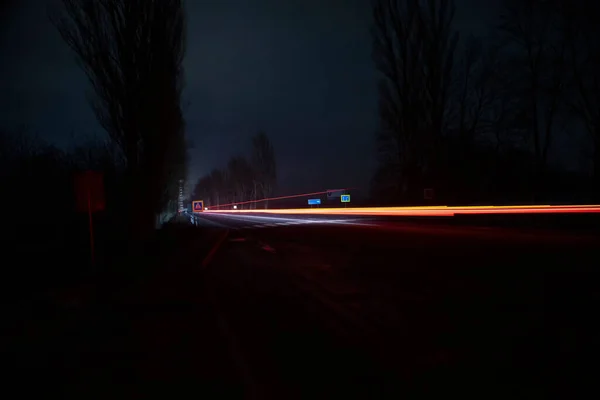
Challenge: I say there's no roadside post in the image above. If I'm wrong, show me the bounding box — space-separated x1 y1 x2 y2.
308 198 321 208
341 194 350 208
74 171 105 267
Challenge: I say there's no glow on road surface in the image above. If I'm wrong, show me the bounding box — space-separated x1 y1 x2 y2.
204 205 600 217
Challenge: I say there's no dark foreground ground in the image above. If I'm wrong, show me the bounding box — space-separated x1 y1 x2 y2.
3 213 599 399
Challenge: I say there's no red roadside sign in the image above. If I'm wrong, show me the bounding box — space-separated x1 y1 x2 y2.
74 170 105 213
74 170 105 266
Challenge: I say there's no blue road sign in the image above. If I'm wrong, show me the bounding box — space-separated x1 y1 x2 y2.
192 200 204 212
308 198 321 205
341 194 351 203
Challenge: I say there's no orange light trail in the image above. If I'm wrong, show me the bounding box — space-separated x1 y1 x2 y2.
204 205 600 217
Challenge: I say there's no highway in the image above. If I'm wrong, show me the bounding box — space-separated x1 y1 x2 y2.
188 211 599 398
7 211 598 398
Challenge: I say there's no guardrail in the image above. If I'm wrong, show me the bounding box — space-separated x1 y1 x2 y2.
185 211 204 227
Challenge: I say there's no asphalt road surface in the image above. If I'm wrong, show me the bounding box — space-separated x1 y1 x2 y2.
192 212 599 398
6 213 599 399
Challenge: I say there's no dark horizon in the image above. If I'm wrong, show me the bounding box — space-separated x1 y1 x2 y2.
2 0 506 196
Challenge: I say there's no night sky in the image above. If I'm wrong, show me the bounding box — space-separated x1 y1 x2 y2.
1 0 500 196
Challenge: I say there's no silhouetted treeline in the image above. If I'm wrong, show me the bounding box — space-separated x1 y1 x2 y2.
370 0 600 205
192 132 277 209
51 0 188 240
1 0 188 294
0 128 133 294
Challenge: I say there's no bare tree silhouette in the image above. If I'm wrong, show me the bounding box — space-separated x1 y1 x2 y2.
50 0 187 239
452 37 500 149
499 0 568 199
444 36 502 201
226 155 254 206
371 0 458 203
209 168 225 208
192 132 277 209
558 0 600 200
192 174 213 208
251 131 277 208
